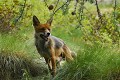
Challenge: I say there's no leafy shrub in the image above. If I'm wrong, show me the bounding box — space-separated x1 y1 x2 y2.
0 0 32 32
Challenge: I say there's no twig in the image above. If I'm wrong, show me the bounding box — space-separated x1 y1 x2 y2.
75 14 83 29
44 0 69 20
51 0 69 17
48 0 70 21
53 0 60 13
14 0 26 25
95 0 102 30
74 0 78 12
44 0 48 8
75 0 84 29
114 0 117 20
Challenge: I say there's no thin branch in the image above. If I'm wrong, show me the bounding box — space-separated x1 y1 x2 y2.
113 0 118 34
53 0 60 13
14 0 26 25
46 0 70 21
74 0 78 12
44 0 69 20
44 0 49 8
52 0 69 17
75 0 84 29
75 14 84 29
95 0 102 22
95 0 102 30
114 0 117 19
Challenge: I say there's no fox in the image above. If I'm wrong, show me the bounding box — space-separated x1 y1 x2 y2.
33 15 75 77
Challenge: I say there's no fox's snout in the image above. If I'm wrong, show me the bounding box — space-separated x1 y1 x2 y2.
46 32 50 37
38 30 51 41
40 31 50 37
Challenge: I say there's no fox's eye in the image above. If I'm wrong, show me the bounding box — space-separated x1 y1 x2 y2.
48 28 51 31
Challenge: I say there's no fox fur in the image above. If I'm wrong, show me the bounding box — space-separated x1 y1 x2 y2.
33 15 75 77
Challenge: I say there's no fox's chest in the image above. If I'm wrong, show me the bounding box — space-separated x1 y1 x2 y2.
35 40 52 58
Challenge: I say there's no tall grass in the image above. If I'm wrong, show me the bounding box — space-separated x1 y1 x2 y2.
53 43 120 80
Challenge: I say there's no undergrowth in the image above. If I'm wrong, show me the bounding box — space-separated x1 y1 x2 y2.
0 50 49 80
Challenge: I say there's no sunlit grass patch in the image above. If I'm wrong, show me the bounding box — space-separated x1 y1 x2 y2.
1 28 35 53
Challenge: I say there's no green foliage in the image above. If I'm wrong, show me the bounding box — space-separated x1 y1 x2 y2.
81 11 120 44
0 0 32 32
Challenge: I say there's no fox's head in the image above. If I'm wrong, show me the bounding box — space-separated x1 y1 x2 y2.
33 16 53 41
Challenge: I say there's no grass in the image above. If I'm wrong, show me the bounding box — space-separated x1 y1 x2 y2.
1 27 36 55
53 43 120 80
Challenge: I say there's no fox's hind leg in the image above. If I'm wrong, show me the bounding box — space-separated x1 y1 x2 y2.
63 45 74 62
55 48 63 68
71 51 76 58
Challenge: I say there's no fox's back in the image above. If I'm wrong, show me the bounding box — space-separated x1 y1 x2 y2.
50 36 65 49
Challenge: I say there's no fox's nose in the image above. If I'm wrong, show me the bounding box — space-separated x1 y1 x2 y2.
47 32 50 37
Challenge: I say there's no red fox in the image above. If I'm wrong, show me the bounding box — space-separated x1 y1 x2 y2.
33 15 75 77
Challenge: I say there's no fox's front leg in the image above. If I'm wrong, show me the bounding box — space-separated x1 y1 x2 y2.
50 48 56 77
51 56 56 77
44 58 52 72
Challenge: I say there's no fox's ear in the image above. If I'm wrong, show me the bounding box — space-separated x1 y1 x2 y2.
33 15 40 26
47 17 53 26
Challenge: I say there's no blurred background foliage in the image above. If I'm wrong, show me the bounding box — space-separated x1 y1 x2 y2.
0 0 119 43
0 0 120 80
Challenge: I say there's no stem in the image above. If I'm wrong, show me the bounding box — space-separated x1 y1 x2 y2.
53 0 60 13
95 0 102 30
49 0 69 20
52 0 69 16
44 0 48 8
113 0 117 28
14 0 26 25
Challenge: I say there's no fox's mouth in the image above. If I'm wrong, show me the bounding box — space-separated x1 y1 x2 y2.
40 34 49 41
